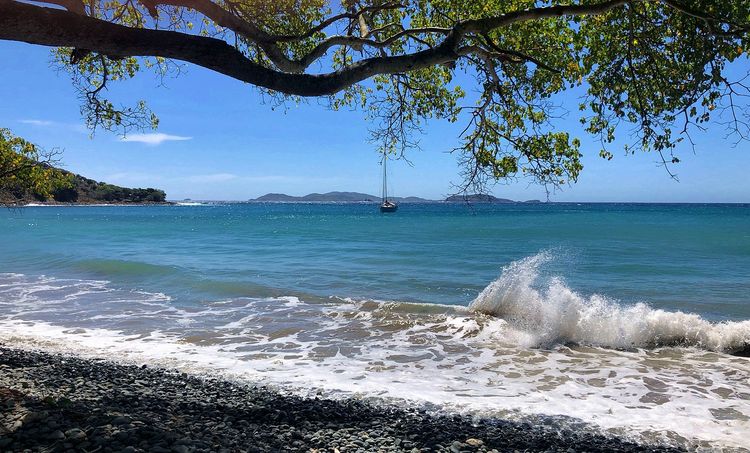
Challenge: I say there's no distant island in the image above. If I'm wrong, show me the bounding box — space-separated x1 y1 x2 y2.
251 192 430 203
444 194 514 203
5 165 167 205
250 192 543 203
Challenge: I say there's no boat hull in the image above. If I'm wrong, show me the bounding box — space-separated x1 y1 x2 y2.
380 204 398 213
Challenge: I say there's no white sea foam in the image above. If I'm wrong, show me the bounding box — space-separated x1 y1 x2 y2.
470 252 750 353
1 269 749 450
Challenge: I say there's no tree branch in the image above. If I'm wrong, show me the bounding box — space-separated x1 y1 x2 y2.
270 2 405 42
7 0 738 101
31 0 86 14
145 0 302 72
0 0 461 96
459 0 632 34
660 0 749 33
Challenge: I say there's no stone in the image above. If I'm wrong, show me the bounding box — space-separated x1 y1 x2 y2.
48 430 66 440
112 416 131 426
466 438 484 447
65 428 87 442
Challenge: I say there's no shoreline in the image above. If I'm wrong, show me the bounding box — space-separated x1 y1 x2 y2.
0 346 682 452
14 202 176 207
12 201 750 206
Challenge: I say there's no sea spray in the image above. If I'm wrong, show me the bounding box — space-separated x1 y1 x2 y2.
2 272 750 449
469 252 750 353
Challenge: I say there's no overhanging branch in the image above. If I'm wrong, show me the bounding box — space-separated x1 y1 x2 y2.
0 0 461 96
2 0 743 99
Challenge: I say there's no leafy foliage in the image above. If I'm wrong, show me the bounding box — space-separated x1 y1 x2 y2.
6 0 750 191
0 129 71 204
47 173 166 204
86 182 166 203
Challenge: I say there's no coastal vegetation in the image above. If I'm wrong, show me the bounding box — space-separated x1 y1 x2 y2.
0 128 71 204
1 0 749 191
56 177 167 203
0 128 166 205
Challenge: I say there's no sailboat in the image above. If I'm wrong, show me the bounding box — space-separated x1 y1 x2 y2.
380 153 398 213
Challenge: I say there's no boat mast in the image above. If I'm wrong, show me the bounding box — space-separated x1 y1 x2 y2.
382 153 388 203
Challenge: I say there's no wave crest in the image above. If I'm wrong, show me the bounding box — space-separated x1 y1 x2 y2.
469 252 750 353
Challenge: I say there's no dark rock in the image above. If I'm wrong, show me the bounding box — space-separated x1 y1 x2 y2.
48 430 66 440
112 416 132 425
64 427 87 442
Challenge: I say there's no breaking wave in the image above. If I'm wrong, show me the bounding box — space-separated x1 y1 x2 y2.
2 265 750 449
470 252 750 354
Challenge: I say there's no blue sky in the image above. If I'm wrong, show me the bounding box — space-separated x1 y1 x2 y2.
1 41 749 202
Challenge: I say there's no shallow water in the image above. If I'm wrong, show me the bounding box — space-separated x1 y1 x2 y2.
1 203 749 450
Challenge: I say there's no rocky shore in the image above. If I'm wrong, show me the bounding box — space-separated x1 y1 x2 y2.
0 346 682 453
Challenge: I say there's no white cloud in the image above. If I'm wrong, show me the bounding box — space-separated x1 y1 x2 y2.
19 119 54 126
19 119 88 133
185 173 238 183
104 172 165 184
120 133 192 146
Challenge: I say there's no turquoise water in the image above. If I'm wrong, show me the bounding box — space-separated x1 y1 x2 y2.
1 203 749 319
1 202 749 449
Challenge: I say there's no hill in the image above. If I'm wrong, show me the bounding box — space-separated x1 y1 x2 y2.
3 166 167 205
52 171 167 204
444 194 515 203
251 192 431 203
251 192 533 203
252 193 302 202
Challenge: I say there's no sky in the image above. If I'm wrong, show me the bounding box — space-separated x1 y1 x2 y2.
1 40 749 202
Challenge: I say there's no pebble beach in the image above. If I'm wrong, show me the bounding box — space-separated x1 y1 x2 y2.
0 346 682 453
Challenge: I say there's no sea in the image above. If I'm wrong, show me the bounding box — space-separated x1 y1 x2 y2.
1 202 748 450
